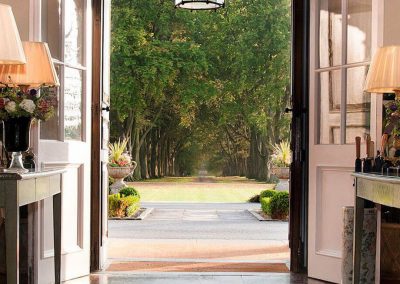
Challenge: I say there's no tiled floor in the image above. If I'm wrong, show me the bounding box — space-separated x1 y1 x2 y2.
64 273 329 284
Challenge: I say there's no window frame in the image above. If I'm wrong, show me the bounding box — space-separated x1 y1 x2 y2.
314 0 371 145
40 0 87 142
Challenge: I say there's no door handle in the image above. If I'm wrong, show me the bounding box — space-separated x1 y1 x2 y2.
102 106 110 112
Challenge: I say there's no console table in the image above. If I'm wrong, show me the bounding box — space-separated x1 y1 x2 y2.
352 173 400 284
0 169 64 284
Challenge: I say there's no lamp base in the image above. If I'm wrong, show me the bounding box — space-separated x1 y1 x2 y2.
4 152 29 173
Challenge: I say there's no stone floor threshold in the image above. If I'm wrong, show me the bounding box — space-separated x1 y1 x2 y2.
105 260 289 273
65 272 329 283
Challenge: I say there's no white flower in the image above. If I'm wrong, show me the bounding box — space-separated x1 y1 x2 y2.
19 99 36 113
5 101 17 113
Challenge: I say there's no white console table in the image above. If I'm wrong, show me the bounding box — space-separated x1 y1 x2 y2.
0 169 64 284
352 173 400 284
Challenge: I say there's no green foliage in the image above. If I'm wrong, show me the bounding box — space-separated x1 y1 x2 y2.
384 101 400 138
269 191 289 219
260 189 276 199
110 0 291 180
119 186 140 198
271 141 291 167
261 197 272 215
108 193 140 218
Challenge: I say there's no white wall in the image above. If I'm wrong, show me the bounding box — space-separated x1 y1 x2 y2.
383 0 400 45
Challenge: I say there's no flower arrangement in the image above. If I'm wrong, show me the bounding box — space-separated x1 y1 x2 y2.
0 85 56 121
384 100 400 137
108 138 133 167
271 140 291 167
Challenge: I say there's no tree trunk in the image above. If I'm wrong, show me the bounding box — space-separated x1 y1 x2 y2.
150 129 157 178
157 129 162 177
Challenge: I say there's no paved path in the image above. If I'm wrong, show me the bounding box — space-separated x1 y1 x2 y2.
109 202 287 240
108 202 289 263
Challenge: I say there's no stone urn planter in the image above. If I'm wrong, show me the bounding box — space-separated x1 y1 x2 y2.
271 166 290 191
108 161 137 194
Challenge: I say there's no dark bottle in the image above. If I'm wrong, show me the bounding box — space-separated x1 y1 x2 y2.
374 151 383 173
363 158 372 173
355 137 362 172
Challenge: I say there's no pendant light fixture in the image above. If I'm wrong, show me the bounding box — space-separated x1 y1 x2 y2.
175 0 224 10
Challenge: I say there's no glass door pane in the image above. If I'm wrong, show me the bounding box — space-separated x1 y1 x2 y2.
64 67 83 140
319 0 342 68
346 66 370 143
347 0 372 64
319 70 342 144
64 0 84 65
41 0 63 61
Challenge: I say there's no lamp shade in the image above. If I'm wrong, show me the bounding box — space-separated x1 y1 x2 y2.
175 0 224 10
0 41 59 87
0 4 26 64
364 46 400 93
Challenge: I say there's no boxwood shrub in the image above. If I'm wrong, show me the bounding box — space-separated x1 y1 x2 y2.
119 186 140 198
108 193 140 218
260 189 276 199
261 197 272 215
269 191 289 219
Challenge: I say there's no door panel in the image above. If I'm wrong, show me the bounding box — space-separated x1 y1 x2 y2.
36 0 92 281
308 0 375 282
90 0 111 271
101 0 111 267
1 0 92 282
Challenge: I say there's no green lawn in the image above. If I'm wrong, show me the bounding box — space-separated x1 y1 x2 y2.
128 177 274 202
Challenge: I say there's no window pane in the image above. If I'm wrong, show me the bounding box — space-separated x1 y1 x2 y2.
347 0 372 64
346 66 370 143
319 70 341 144
40 65 62 140
65 0 84 65
319 0 342 68
41 0 62 61
64 68 83 140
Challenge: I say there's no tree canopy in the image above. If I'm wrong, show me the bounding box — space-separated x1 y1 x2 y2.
110 0 291 180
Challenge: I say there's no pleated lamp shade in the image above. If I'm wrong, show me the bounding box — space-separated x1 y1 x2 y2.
364 46 400 93
0 42 59 88
0 4 26 64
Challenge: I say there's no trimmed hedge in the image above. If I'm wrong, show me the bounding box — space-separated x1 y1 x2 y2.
108 192 140 218
270 191 289 219
119 186 140 198
261 197 272 215
260 189 276 199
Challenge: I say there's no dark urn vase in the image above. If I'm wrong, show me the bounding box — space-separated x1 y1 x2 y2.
3 117 32 173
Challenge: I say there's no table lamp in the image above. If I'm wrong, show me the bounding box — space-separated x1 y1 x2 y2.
364 46 400 158
0 4 26 64
364 46 400 97
0 41 59 88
